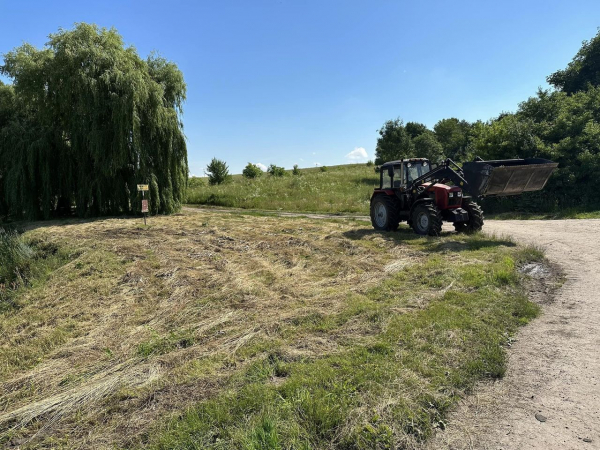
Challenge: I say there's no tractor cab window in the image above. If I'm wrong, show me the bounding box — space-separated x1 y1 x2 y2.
405 161 430 184
381 166 392 189
393 166 403 188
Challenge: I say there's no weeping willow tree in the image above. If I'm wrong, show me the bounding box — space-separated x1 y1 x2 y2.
0 23 187 219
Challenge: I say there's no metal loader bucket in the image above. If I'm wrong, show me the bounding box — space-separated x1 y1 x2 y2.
462 158 558 198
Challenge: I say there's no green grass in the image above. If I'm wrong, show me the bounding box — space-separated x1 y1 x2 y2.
186 164 378 214
144 232 544 450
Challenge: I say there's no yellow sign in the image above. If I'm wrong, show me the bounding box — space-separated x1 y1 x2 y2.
137 184 149 191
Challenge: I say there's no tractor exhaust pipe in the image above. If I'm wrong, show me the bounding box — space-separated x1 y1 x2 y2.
462 158 558 198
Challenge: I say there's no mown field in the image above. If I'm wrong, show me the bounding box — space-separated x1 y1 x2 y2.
0 210 546 449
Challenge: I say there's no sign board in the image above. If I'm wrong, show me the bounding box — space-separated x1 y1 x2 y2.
137 184 149 192
141 199 149 213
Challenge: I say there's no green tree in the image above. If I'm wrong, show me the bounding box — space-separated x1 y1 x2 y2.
374 119 414 164
242 163 263 179
267 164 286 177
0 23 187 219
292 164 300 175
473 86 600 211
206 158 230 185
405 121 429 139
547 29 600 94
412 131 445 162
433 118 473 161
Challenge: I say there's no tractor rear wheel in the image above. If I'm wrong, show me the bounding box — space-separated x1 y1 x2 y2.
411 203 442 236
454 201 484 233
370 195 400 231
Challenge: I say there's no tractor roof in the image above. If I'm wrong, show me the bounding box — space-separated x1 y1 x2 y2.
381 158 429 167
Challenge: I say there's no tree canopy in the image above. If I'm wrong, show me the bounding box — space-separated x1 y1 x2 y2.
374 119 415 164
547 29 600 94
206 158 230 185
0 23 187 219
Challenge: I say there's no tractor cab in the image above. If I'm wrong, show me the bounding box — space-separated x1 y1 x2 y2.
379 158 432 190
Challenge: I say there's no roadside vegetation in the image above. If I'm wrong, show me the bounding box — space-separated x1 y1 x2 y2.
0 211 548 448
187 164 378 214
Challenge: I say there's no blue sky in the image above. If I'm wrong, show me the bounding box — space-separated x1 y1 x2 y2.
1 1 599 175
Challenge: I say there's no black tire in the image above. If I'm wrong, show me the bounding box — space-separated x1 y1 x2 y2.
370 195 400 231
454 201 484 233
410 203 442 236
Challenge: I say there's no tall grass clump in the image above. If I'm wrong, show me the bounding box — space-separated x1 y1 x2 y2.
0 228 34 306
0 228 69 308
0 228 33 286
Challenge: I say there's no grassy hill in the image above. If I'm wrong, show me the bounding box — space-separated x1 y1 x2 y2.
186 164 378 214
0 210 547 448
186 163 600 219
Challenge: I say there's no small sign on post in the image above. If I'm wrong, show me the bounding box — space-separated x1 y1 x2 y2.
137 184 150 225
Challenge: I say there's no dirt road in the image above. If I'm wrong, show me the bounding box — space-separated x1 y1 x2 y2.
430 219 600 449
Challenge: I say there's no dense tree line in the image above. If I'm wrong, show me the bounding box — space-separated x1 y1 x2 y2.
375 30 600 212
0 23 188 220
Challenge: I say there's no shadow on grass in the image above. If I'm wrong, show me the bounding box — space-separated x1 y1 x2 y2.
13 214 145 233
425 238 517 253
343 226 517 252
342 225 432 243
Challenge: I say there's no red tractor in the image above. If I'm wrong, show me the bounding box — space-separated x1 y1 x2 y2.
370 157 557 235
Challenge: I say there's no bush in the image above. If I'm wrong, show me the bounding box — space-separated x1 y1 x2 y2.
206 158 230 185
320 166 328 172
188 177 205 189
0 228 33 286
268 164 286 177
366 160 374 167
292 164 300 175
243 163 263 179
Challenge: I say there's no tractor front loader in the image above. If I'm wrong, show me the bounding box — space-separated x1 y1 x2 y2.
370 157 557 236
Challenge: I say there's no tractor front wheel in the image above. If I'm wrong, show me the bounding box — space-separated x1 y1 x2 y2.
411 203 442 236
370 195 400 231
454 201 484 233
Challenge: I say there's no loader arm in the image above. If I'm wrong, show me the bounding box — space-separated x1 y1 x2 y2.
408 159 470 194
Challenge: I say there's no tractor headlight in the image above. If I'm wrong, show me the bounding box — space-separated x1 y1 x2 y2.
449 192 454 197
457 191 462 197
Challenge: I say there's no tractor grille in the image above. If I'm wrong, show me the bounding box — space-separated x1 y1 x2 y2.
448 194 462 207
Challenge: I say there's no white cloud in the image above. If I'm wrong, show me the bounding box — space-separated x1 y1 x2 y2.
345 147 368 161
255 163 267 171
